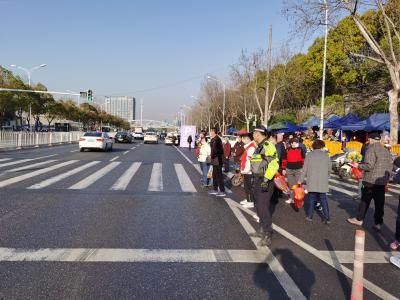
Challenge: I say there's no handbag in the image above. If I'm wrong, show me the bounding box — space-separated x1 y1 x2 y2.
274 173 290 193
206 156 212 164
207 166 213 179
293 184 305 209
352 167 363 180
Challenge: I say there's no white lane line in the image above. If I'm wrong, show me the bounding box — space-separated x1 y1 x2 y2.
0 160 78 188
0 160 58 175
329 185 358 197
148 163 163 191
130 146 136 150
319 251 396 264
0 158 12 162
70 150 79 153
174 164 197 193
225 198 306 300
28 161 100 189
330 178 400 196
69 162 120 190
123 150 129 155
0 154 58 168
109 156 120 162
193 163 202 175
226 199 398 300
110 162 141 190
174 146 196 165
0 247 269 263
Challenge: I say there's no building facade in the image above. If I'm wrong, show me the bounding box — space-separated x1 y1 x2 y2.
104 96 136 122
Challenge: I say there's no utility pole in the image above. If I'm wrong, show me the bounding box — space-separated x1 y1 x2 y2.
264 24 272 127
319 0 329 139
140 99 143 127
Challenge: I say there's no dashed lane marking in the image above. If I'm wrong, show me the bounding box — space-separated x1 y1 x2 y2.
130 146 136 150
0 158 12 162
109 156 120 162
70 150 79 153
148 163 163 192
123 151 129 155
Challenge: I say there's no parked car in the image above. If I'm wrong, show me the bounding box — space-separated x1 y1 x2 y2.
79 132 113 152
114 131 132 143
144 132 159 144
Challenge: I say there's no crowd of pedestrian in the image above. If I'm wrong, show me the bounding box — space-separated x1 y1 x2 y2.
194 126 400 267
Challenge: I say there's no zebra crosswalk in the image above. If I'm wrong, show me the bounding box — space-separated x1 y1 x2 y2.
0 157 200 193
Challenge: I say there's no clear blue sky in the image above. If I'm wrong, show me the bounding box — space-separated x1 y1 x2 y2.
1 0 299 121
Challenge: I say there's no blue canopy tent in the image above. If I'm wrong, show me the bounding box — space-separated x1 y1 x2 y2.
300 116 320 127
326 115 340 123
341 113 398 131
274 122 307 134
226 127 238 134
324 113 361 129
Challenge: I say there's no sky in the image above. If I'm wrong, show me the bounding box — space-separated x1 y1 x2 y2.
1 0 304 121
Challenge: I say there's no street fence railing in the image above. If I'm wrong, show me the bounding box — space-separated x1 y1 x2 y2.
0 131 83 149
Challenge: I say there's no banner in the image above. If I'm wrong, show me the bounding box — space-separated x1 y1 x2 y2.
179 125 196 148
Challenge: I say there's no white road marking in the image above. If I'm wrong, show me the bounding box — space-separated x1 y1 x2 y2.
0 154 58 168
148 163 163 191
28 161 100 189
109 156 120 162
0 158 12 162
174 164 197 193
130 146 136 150
174 146 196 165
225 198 306 300
193 164 202 174
330 178 400 196
123 150 129 155
329 184 358 197
70 150 79 153
68 162 120 190
110 162 141 190
225 198 398 300
0 160 78 188
0 247 268 263
0 160 58 175
319 251 396 264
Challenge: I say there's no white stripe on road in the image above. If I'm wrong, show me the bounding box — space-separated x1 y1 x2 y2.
329 184 358 197
174 146 196 165
123 150 129 155
174 164 197 193
330 178 400 197
193 163 202 175
70 150 79 153
0 158 12 162
319 251 396 264
109 156 120 162
110 162 141 190
225 198 306 300
131 146 136 150
68 162 120 190
225 199 398 300
28 161 100 189
0 160 78 188
148 163 163 191
0 160 58 175
0 154 58 168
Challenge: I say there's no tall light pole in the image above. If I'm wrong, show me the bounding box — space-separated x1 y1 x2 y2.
191 96 204 130
207 75 226 134
319 0 329 139
10 63 47 131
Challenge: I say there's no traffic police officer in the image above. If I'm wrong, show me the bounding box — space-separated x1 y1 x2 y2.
249 125 279 246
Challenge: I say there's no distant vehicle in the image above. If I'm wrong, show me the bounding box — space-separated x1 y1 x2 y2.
133 132 144 139
79 132 113 152
144 132 159 144
101 126 112 133
114 131 132 143
159 132 167 140
223 135 237 148
165 135 174 146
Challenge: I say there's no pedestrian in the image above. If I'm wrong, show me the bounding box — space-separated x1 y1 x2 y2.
232 135 245 171
390 157 400 268
198 137 211 187
223 137 231 173
208 128 226 197
239 133 256 208
187 135 193 151
298 139 332 223
347 132 393 230
282 137 305 204
249 126 279 246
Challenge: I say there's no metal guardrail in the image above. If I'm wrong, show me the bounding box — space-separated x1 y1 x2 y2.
0 131 83 149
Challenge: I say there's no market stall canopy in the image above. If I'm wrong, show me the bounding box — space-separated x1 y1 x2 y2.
226 127 238 134
341 113 399 131
300 116 320 128
268 122 286 130
273 122 307 134
324 113 361 129
326 115 340 123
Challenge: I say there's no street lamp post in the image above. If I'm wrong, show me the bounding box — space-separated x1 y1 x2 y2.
207 76 226 134
10 64 47 131
319 0 329 139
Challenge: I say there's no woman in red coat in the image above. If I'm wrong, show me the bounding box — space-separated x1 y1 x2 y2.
223 137 232 173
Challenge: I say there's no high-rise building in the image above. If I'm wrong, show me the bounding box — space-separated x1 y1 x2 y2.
104 96 136 122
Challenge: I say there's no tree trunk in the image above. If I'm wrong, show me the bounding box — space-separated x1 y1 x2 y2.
388 88 399 145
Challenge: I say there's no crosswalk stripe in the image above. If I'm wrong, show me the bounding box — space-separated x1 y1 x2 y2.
110 162 141 190
28 161 101 189
330 178 400 196
174 164 197 192
0 158 12 162
68 162 120 190
0 160 78 188
0 160 58 175
0 154 58 168
148 163 163 191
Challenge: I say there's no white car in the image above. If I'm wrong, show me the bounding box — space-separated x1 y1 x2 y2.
79 132 113 152
165 135 174 145
144 132 159 144
133 132 144 139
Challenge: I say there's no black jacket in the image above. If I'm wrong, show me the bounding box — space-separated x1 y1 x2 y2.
210 136 223 166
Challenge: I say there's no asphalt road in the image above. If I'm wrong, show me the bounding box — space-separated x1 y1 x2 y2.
0 141 399 299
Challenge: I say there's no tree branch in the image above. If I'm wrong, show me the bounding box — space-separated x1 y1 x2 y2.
350 52 384 64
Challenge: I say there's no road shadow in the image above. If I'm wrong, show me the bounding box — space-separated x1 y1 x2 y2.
254 248 315 299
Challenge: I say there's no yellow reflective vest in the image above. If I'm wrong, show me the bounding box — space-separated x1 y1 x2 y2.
250 139 279 180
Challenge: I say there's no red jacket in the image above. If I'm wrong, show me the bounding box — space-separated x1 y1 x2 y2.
282 148 305 170
223 142 231 159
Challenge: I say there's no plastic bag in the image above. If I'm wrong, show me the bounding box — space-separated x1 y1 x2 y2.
274 173 290 193
207 166 213 179
195 147 200 158
293 184 305 209
352 167 362 180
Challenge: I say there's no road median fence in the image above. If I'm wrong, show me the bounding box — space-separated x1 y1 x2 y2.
0 131 83 150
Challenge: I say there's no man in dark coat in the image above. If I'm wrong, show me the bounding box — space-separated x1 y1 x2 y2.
187 135 193 151
208 128 226 197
